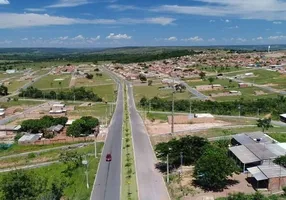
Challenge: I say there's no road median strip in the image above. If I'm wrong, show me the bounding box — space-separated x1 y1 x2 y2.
121 85 138 200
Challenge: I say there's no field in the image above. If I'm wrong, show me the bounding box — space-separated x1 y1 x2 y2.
0 100 42 108
68 103 114 122
0 143 103 200
32 74 71 89
75 72 114 87
91 84 116 102
133 84 191 103
6 78 30 92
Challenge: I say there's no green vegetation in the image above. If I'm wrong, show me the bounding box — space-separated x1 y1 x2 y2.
32 74 71 89
121 86 138 200
216 192 286 200
0 85 8 96
274 155 286 168
66 116 99 137
0 99 42 107
140 95 286 119
75 72 114 86
19 86 103 102
20 116 68 134
69 103 113 119
134 84 190 103
194 145 238 190
269 133 286 143
0 144 103 200
91 84 116 102
257 118 273 132
6 78 29 93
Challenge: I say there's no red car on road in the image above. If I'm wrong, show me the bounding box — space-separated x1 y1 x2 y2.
106 153 112 162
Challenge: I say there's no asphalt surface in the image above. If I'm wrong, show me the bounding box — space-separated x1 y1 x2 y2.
127 83 170 200
90 72 123 200
180 80 209 100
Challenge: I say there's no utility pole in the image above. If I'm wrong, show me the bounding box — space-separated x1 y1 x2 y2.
105 106 108 127
180 152 183 174
82 155 89 189
171 77 175 135
167 153 170 183
94 133 97 158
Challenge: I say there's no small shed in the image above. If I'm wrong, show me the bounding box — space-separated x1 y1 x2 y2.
50 103 67 114
47 124 64 134
18 133 42 145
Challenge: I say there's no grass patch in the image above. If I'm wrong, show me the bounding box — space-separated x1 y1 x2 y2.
75 72 114 87
7 78 30 92
268 133 286 142
0 100 42 108
133 84 190 103
0 142 91 157
0 143 104 200
69 103 114 122
91 84 116 102
32 74 71 89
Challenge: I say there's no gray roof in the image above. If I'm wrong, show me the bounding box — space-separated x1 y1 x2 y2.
232 132 274 145
232 134 256 145
248 164 286 180
47 124 64 132
245 143 277 160
265 144 286 157
247 166 268 181
230 145 260 164
18 134 41 143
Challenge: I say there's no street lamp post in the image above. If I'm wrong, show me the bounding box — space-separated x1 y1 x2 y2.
82 155 89 189
167 147 172 183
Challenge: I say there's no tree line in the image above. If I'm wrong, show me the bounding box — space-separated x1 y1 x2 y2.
66 116 99 137
155 135 238 190
140 95 286 119
19 86 103 102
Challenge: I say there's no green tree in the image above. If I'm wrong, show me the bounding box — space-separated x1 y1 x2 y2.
139 74 147 82
208 77 215 85
60 151 82 176
194 145 238 190
0 85 8 96
199 71 206 80
274 155 286 168
257 118 273 133
66 116 99 137
0 170 45 200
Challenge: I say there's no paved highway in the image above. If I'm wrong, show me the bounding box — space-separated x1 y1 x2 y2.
127 83 170 200
90 71 123 200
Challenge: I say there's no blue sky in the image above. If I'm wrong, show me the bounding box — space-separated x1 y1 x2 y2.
1 0 286 47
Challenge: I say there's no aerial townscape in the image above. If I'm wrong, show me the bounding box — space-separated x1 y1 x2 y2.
1 0 286 200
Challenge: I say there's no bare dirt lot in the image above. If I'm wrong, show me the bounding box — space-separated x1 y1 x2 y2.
146 120 231 136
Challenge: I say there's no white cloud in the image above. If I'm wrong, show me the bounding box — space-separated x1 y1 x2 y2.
0 13 175 29
209 20 215 23
0 40 12 44
257 36 263 40
106 33 131 40
268 35 286 40
21 38 28 41
0 0 9 5
165 36 177 41
273 21 282 24
182 36 204 42
208 38 216 42
108 4 141 11
228 25 239 29
59 36 69 40
237 38 246 42
72 35 85 40
25 8 46 12
46 0 90 8
225 19 230 23
152 1 286 21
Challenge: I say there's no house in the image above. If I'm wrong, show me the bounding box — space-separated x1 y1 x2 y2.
18 133 42 145
0 108 5 119
47 124 64 134
248 164 286 191
49 104 67 114
6 69 16 74
238 83 250 88
280 114 286 123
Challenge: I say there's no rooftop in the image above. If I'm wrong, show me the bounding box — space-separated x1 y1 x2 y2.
229 145 260 164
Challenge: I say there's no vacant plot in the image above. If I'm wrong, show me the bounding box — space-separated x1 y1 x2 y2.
91 84 116 102
75 72 114 87
6 78 30 92
0 73 18 81
33 74 71 89
134 84 191 103
68 103 113 121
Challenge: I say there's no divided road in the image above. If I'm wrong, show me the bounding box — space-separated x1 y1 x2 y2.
90 73 123 200
127 83 170 200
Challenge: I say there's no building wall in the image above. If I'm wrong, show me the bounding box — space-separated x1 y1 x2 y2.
268 176 286 191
